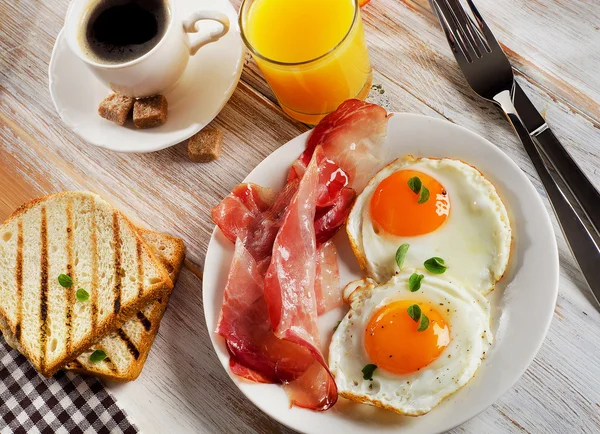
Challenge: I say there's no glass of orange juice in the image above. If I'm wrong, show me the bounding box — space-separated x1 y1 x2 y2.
239 0 373 124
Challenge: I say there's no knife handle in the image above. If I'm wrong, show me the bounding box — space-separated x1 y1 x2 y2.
534 127 600 236
494 89 600 304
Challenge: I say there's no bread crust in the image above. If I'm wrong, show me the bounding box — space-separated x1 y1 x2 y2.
64 228 185 381
66 298 168 382
0 191 174 377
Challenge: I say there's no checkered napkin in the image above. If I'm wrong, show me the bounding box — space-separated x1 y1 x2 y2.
0 338 137 434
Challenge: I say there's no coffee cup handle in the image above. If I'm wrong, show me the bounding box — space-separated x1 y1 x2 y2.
183 11 230 56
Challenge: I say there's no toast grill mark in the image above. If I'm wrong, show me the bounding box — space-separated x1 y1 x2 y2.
69 359 83 369
136 238 143 298
103 356 118 373
112 211 122 315
65 198 74 353
15 220 23 342
117 329 140 360
137 311 152 331
90 198 98 330
90 345 118 373
39 206 49 372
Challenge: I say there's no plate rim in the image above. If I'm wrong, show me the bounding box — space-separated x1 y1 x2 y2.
47 0 245 154
202 112 559 433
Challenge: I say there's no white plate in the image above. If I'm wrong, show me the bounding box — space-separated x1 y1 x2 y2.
203 114 559 434
48 0 244 153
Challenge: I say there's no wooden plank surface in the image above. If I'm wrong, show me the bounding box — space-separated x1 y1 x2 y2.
1 0 600 432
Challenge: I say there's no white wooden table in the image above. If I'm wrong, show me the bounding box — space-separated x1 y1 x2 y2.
1 0 600 432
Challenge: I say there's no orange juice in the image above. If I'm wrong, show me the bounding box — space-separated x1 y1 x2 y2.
241 0 372 124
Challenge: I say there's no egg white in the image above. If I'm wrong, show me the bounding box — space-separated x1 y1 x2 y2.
329 269 493 416
347 156 511 295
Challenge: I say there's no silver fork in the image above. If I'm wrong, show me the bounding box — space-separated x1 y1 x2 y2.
430 0 600 304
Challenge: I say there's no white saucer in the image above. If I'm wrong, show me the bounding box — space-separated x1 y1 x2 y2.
49 0 244 153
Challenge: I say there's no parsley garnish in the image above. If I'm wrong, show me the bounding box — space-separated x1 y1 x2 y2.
418 186 430 204
408 273 424 292
90 350 107 363
76 289 89 302
417 314 430 332
362 364 378 380
395 244 410 270
407 304 422 322
407 304 429 331
58 274 73 288
424 257 448 274
408 177 422 194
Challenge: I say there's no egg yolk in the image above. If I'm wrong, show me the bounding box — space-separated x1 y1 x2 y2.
370 170 449 237
364 300 450 374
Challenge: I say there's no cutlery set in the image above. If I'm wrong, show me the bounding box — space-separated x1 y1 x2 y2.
431 0 600 305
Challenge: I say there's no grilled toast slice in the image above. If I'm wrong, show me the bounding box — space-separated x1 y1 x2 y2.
65 229 185 381
0 192 173 376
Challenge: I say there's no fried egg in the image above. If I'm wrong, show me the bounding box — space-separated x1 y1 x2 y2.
329 269 492 416
347 156 511 295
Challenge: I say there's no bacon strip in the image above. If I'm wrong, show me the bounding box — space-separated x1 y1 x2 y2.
289 99 390 192
213 152 348 409
216 240 314 384
214 100 391 411
314 240 342 315
263 148 337 410
315 187 355 245
211 183 277 244
213 152 354 272
212 181 298 260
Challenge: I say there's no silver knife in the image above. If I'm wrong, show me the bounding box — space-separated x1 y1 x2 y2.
513 82 600 235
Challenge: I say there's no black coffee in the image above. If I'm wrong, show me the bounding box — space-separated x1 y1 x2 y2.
80 0 170 64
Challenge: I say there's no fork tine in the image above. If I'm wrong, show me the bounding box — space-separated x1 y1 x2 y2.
454 0 491 53
464 0 503 53
432 0 515 101
463 6 490 52
444 0 488 57
430 0 473 64
441 0 479 57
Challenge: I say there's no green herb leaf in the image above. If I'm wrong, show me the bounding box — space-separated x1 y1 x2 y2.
407 177 422 194
424 257 448 274
418 186 430 204
395 244 410 270
90 350 107 363
408 273 424 292
407 304 422 322
362 364 378 380
334 320 342 331
76 288 89 302
417 313 430 332
58 274 73 288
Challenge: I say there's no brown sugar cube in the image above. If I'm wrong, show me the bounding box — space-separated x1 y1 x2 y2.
98 93 134 126
187 127 223 162
133 95 168 128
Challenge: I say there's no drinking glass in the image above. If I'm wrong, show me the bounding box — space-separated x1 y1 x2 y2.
239 0 372 124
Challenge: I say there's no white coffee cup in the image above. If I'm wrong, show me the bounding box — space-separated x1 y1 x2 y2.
64 0 230 98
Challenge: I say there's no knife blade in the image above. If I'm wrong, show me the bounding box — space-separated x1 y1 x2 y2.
513 82 546 134
513 81 600 236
